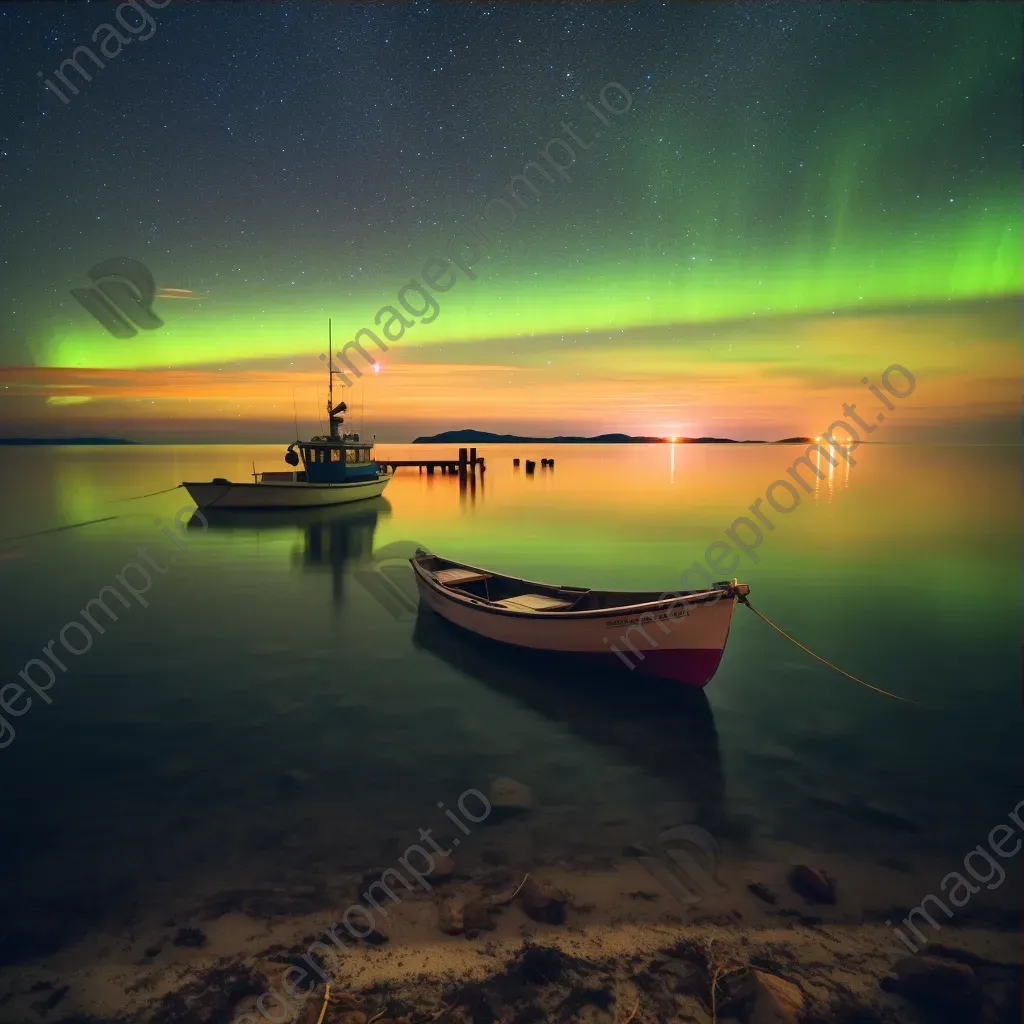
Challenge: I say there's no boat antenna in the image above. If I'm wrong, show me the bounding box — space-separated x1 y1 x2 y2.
291 387 300 441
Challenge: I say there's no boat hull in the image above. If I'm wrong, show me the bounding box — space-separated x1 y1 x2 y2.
412 569 738 688
183 476 389 510
581 646 727 686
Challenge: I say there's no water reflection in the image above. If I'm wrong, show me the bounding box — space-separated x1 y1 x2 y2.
412 608 726 830
189 498 390 604
805 441 853 503
297 500 389 604
458 465 484 507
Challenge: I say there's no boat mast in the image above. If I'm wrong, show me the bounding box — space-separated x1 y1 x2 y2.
327 317 347 439
327 318 333 437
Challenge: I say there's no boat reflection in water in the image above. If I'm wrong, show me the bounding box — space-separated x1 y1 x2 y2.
187 498 390 604
412 606 726 830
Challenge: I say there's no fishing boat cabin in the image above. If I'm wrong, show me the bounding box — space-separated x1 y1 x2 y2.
279 433 379 484
300 435 377 483
269 352 383 485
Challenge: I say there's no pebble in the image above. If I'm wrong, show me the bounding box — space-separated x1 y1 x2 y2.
747 881 778 905
787 864 837 904
426 854 455 881
881 954 982 1021
489 776 536 814
172 927 207 948
463 901 496 933
520 877 569 924
438 899 464 935
740 970 805 1024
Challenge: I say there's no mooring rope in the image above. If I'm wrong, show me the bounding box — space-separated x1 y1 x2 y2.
0 515 120 545
314 984 331 1024
106 483 183 503
740 597 920 705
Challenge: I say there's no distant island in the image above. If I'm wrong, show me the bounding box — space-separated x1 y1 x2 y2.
0 437 137 446
413 430 815 445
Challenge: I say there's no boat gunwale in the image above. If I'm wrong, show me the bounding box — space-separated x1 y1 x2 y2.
411 553 741 621
182 477 388 491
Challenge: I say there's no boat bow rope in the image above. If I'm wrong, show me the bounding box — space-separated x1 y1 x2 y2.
106 483 184 503
737 595 921 705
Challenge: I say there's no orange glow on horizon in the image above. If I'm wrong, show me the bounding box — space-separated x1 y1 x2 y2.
1 304 1017 442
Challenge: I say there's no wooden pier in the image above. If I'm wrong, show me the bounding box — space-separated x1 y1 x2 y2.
377 447 486 476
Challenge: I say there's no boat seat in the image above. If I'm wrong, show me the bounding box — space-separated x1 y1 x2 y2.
495 593 573 612
433 568 491 587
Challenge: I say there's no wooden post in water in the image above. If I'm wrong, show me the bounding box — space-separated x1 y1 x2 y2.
469 447 477 472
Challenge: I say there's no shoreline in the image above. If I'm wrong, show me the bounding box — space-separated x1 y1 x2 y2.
4 841 1019 1023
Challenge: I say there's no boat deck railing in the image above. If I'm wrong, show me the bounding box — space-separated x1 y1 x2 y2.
258 470 306 483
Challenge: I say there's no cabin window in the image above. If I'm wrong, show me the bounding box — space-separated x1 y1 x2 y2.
331 448 341 462
345 448 357 463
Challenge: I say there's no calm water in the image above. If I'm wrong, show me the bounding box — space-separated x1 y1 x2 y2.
0 442 1019 960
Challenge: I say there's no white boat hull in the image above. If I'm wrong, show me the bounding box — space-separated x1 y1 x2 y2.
183 475 390 510
412 559 741 687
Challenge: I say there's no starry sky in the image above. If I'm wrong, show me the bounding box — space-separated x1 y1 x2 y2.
0 1 1019 442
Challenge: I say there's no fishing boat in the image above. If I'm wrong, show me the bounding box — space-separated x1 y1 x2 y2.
410 551 749 687
183 321 392 511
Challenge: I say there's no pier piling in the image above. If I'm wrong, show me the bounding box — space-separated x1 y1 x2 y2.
378 450 486 477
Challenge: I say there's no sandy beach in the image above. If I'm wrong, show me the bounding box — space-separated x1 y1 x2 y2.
4 812 1019 1024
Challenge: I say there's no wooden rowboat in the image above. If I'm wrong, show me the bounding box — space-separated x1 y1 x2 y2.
410 551 750 688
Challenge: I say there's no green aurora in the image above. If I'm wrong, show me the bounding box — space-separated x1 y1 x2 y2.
45 199 1020 370
28 2 1022 373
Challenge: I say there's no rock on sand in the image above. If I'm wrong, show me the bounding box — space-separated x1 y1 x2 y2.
740 970 805 1024
787 864 837 904
881 954 982 1022
489 777 535 817
520 877 569 924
